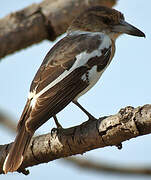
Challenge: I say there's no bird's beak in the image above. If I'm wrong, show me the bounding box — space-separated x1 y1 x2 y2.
112 20 145 37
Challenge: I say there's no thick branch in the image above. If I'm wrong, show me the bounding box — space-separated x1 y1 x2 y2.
0 0 116 59
0 104 151 174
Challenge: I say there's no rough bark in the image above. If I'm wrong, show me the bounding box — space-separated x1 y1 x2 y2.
0 104 151 175
0 0 116 59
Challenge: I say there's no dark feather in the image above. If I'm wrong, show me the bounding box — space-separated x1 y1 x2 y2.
26 66 88 131
30 33 102 93
3 124 33 173
3 32 112 173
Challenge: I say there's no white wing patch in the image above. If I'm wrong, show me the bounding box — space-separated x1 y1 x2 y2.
28 32 112 108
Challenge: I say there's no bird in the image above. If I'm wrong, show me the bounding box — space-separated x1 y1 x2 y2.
3 6 145 173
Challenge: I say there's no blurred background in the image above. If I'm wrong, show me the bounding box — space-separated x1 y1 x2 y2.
0 0 150 179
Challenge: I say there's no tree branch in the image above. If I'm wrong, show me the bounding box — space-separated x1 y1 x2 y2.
0 0 116 59
0 111 16 133
64 157 151 176
0 104 151 175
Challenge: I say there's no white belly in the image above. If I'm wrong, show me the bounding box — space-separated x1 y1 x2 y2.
74 65 103 100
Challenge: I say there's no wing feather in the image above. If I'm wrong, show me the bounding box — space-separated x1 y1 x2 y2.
30 33 103 93
17 32 112 132
26 67 88 131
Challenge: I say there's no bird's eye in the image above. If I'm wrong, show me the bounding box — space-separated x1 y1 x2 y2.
102 17 112 24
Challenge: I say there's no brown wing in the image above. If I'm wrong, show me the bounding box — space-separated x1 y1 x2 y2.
26 66 88 131
18 33 111 132
30 33 102 93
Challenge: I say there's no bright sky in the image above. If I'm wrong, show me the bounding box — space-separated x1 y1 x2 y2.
0 1 150 180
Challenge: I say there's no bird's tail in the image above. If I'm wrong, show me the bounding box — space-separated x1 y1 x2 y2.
3 125 33 173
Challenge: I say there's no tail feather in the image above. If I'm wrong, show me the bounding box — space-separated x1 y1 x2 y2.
3 125 33 173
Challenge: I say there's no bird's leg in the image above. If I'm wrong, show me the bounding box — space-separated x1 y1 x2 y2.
51 115 63 136
73 100 96 120
53 115 62 129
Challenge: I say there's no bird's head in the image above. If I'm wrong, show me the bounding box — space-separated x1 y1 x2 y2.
68 6 145 40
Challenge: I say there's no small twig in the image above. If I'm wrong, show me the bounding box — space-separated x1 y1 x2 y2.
64 157 151 176
0 111 16 133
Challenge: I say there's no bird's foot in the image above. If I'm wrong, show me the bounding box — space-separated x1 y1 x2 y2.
51 127 59 137
87 114 97 121
116 142 123 150
53 115 63 129
81 116 97 127
72 100 97 121
51 115 64 137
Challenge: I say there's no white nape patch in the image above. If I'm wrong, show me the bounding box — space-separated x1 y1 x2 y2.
29 33 111 108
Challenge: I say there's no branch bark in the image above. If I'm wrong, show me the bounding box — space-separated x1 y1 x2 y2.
0 104 151 175
0 0 116 59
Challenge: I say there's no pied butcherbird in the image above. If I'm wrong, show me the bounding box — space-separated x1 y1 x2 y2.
3 6 145 173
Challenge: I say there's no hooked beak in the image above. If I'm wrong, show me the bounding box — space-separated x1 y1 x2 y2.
113 20 145 37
